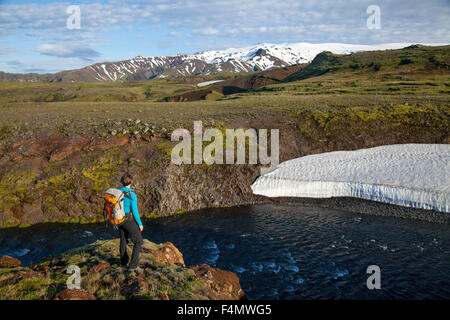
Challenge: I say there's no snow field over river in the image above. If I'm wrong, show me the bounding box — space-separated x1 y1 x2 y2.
251 144 449 212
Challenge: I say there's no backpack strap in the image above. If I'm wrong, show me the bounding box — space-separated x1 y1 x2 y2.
121 190 134 216
123 190 133 200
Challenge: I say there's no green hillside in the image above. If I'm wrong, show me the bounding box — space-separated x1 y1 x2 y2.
282 45 450 83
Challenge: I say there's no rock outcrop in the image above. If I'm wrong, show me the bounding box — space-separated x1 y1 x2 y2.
0 255 22 268
0 239 245 300
191 264 246 300
142 241 185 266
54 288 96 300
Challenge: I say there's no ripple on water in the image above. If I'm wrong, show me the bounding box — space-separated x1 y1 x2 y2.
251 262 264 273
203 240 218 249
281 251 296 264
283 265 299 272
82 231 94 237
202 240 220 266
1 248 31 257
264 262 281 274
1 203 450 299
232 265 246 274
285 286 295 293
333 269 349 279
292 278 305 285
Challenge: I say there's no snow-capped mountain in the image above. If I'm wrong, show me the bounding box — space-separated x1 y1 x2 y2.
0 42 436 82
87 42 416 81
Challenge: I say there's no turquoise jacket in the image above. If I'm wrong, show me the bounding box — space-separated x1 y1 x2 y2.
119 186 143 227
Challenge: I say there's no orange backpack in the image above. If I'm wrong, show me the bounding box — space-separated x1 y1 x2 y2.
103 188 132 228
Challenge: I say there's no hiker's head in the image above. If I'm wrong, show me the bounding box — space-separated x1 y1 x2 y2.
121 172 133 187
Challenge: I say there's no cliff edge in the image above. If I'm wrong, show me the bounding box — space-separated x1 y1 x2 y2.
0 238 246 300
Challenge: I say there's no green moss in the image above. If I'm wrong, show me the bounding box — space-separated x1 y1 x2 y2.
297 104 449 138
144 212 160 219
82 155 118 192
0 169 37 212
1 219 20 229
0 125 13 142
0 276 51 300
156 141 178 157
18 223 32 228
69 217 80 223
205 90 224 101
79 216 90 224
35 168 78 216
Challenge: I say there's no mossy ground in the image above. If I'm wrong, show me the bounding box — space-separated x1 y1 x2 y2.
296 104 449 139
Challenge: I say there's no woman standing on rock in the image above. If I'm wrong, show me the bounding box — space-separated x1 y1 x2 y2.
118 173 144 272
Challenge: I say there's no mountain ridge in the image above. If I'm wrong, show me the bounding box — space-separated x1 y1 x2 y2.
0 42 446 82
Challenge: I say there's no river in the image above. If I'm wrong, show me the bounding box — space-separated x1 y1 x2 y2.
1 203 449 299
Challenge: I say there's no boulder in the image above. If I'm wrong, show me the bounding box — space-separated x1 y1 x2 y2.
89 262 110 273
142 241 185 266
190 264 246 300
0 255 22 268
54 288 96 300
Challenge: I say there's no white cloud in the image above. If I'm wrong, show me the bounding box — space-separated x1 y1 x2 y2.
193 27 220 36
0 0 448 45
0 57 94 74
36 43 100 60
0 0 449 73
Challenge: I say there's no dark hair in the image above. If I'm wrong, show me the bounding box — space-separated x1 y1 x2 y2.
121 172 133 186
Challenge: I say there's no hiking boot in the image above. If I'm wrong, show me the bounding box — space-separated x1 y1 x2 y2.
129 266 143 273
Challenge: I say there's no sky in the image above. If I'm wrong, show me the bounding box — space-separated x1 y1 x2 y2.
0 0 449 74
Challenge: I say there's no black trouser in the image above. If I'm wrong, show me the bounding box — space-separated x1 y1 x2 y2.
118 217 143 269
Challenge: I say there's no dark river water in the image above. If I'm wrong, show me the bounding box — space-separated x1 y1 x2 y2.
1 204 449 299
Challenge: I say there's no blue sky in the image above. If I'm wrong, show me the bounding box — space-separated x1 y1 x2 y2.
0 0 449 74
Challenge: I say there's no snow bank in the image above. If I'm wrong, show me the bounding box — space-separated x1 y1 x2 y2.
251 144 450 212
197 80 225 87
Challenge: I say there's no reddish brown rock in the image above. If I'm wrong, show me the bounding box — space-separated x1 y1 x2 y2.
10 138 34 150
159 292 169 300
89 262 110 273
11 204 24 220
9 133 65 162
142 242 185 266
191 264 246 300
83 136 129 152
0 255 22 268
21 199 45 225
32 264 49 272
49 135 89 162
8 133 90 162
141 135 155 142
54 288 96 300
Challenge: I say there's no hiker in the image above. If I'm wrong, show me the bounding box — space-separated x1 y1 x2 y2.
118 172 144 272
